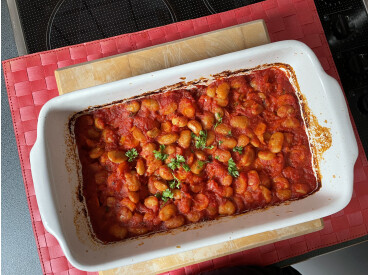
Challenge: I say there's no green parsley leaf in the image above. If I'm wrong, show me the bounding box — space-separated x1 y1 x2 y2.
197 160 206 169
228 158 239 178
193 130 214 150
161 189 174 202
218 140 223 145
168 154 186 171
227 130 232 136
182 164 191 172
154 193 161 199
233 146 243 154
169 174 181 189
214 112 223 129
215 155 220 160
153 145 168 161
125 148 138 162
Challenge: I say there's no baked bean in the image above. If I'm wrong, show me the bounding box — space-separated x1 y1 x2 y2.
237 135 250 147
251 103 264 115
220 174 233 187
118 206 133 222
173 189 182 200
80 115 93 126
276 189 292 200
108 150 127 163
179 98 195 118
172 116 188 127
187 120 203 134
144 196 159 211
216 97 229 107
159 165 174 180
89 147 104 159
214 149 231 163
222 186 233 197
95 171 107 184
230 116 249 129
178 130 192 149
219 136 237 149
163 145 176 155
239 146 255 166
215 123 232 135
273 176 290 190
125 171 140 191
277 94 296 106
146 158 162 175
109 224 128 239
128 227 149 235
190 160 206 175
194 150 207 161
218 200 236 215
260 186 272 203
258 151 276 161
161 121 172 133
128 191 140 204
157 133 178 145
125 101 141 113
200 112 215 130
142 98 159 112
277 105 294 118
106 197 116 207
102 129 115 143
193 194 209 211
154 180 168 191
282 117 300 128
234 173 247 194
87 128 100 139
94 117 105 130
136 158 145 175
159 204 177 221
162 102 177 115
141 143 156 158
206 86 216 97
250 136 261 148
254 122 267 136
186 211 202 222
212 106 225 118
293 183 310 195
269 132 284 153
165 215 185 229
247 170 260 190
206 130 216 146
146 127 161 138
216 82 230 99
120 198 136 212
85 138 97 148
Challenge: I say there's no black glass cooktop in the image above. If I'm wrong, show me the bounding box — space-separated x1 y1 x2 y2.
13 0 368 153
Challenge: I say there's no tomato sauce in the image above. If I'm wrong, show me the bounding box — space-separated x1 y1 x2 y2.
74 67 317 243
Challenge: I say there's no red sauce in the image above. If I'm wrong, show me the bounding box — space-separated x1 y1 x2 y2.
74 67 317 243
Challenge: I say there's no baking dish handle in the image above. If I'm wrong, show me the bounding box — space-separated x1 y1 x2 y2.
30 138 62 237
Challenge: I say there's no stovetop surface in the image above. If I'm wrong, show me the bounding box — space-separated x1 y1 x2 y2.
13 0 368 153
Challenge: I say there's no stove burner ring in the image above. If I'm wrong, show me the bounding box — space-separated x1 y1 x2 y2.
46 0 177 50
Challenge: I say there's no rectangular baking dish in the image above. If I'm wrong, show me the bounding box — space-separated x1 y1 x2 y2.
30 40 358 271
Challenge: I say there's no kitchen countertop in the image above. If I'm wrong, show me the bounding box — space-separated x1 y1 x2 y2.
1 1 42 274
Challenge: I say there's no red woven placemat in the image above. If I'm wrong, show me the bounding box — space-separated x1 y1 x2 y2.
3 0 367 274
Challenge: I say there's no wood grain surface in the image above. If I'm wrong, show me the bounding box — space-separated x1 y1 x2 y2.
54 19 323 274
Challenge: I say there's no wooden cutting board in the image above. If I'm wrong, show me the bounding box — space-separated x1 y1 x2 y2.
54 20 324 274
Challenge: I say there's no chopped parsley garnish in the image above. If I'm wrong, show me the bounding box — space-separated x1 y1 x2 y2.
125 148 138 162
153 144 168 161
228 158 239 178
192 130 214 150
168 154 186 171
182 164 191 172
161 189 174 202
214 112 223 129
169 174 181 189
227 130 232 136
197 160 206 169
218 140 223 145
233 146 243 154
215 155 220 160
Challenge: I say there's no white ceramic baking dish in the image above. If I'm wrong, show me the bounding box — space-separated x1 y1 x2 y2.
30 40 358 271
